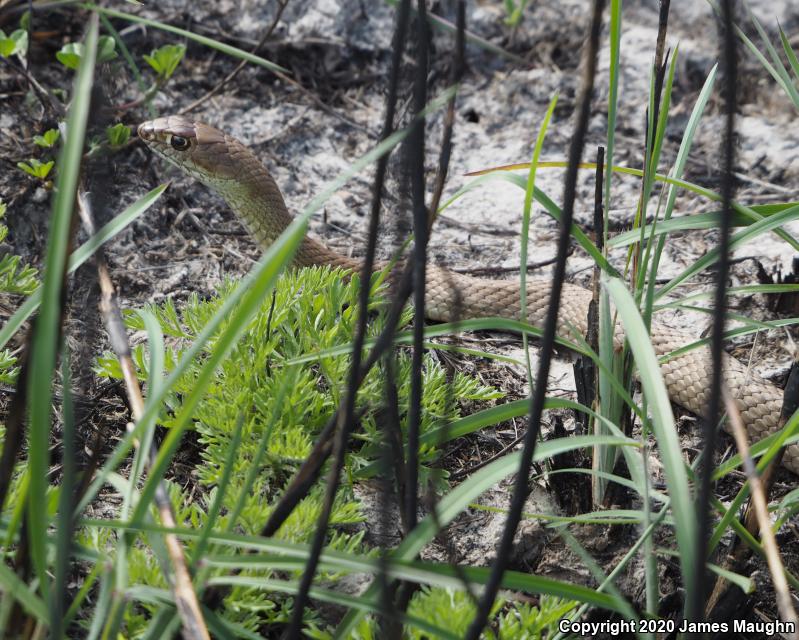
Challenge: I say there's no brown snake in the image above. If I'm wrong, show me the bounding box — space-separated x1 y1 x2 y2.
138 115 796 474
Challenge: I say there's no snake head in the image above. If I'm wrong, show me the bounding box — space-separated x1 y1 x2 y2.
138 116 244 185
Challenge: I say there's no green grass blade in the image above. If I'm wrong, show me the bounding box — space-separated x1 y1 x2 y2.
603 275 696 609
129 310 165 488
743 4 799 108
126 230 307 526
210 563 624 618
712 410 799 483
85 565 114 640
643 63 717 318
725 10 798 108
657 283 799 309
85 4 288 74
656 202 799 299
63 561 102 631
520 93 559 384
555 528 639 624
779 26 799 84
68 185 168 271
609 202 797 249
472 504 654 526
659 315 799 363
26 14 98 599
604 0 622 228
0 561 49 623
86 519 626 620
139 608 182 640
641 46 678 205
595 288 623 501
544 467 667 502
98 13 147 99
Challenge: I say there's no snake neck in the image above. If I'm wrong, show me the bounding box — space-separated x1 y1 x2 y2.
212 158 362 272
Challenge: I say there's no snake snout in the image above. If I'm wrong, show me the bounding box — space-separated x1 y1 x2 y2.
137 121 153 141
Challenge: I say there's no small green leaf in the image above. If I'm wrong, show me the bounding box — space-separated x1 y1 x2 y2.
0 36 14 58
17 161 34 176
143 43 185 80
57 36 115 70
0 348 20 384
56 42 83 69
11 29 27 56
97 35 117 63
17 159 54 180
0 254 39 295
0 29 27 58
106 123 131 147
33 129 60 148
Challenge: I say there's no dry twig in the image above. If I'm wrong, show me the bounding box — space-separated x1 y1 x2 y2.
722 388 799 635
76 191 211 640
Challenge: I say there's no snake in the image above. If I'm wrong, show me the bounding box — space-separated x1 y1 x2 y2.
137 115 796 475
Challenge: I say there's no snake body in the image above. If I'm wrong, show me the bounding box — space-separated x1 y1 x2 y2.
138 115 796 474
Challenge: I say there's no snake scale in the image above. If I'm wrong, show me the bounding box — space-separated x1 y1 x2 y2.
138 115 797 475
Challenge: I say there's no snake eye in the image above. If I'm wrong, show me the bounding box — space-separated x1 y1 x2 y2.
170 135 190 151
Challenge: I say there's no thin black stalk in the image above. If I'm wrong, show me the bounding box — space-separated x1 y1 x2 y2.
650 0 671 151
428 0 465 224
284 1 411 635
383 355 408 532
575 146 604 438
692 0 736 622
390 4 465 628
463 1 605 637
378 354 405 640
404 0 430 533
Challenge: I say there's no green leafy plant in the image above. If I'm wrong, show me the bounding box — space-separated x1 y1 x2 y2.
33 128 60 148
309 589 575 638
503 0 531 27
724 2 799 115
56 35 116 69
18 10 30 31
143 43 186 81
497 597 578 638
56 42 84 69
0 199 38 384
106 123 131 147
16 158 54 181
0 251 38 296
92 266 500 631
0 28 27 59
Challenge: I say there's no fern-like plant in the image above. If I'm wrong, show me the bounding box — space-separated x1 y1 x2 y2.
95 266 502 632
0 199 38 383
